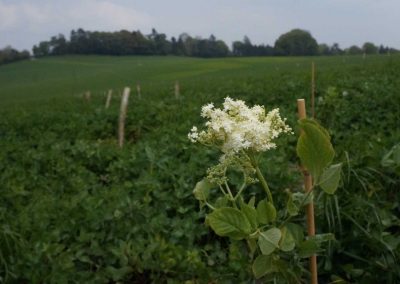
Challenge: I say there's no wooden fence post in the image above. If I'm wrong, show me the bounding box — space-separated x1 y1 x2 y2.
105 89 113 109
175 80 180 99
118 87 130 148
84 91 91 102
297 98 318 284
137 83 141 100
311 62 315 118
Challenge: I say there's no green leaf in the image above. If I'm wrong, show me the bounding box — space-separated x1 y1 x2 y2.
258 227 281 255
247 238 258 255
252 255 277 279
206 207 251 240
256 199 277 224
381 143 400 168
106 266 134 281
286 223 304 247
297 119 335 182
213 196 229 208
309 233 335 244
286 192 299 216
292 192 313 206
193 179 212 201
298 239 322 258
240 203 259 231
286 191 313 217
318 163 342 194
279 226 295 252
248 196 256 207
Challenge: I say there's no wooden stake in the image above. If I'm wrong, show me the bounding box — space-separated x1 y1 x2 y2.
118 87 130 148
136 83 141 100
311 62 315 119
105 89 113 109
84 91 91 102
174 80 180 99
297 99 318 284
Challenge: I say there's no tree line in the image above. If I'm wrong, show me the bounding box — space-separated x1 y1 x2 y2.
32 29 230 58
31 28 399 58
0 46 30 65
1 28 399 65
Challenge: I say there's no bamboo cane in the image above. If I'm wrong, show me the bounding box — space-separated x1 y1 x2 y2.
105 89 112 109
84 91 91 102
136 83 141 100
311 62 315 119
297 99 318 284
118 87 130 148
175 80 180 99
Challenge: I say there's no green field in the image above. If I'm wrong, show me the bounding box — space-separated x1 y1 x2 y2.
0 54 393 106
0 55 399 283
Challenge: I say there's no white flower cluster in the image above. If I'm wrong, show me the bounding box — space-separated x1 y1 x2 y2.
188 97 292 154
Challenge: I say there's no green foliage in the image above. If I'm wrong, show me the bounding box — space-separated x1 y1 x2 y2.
363 42 378 54
206 208 251 240
279 226 296 252
0 46 30 65
318 163 342 194
258 228 282 255
193 179 212 201
256 200 277 224
191 96 340 281
0 55 399 283
274 29 319 56
297 118 335 182
252 255 277 279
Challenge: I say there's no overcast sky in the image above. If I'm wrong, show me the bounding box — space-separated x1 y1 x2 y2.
1 0 399 51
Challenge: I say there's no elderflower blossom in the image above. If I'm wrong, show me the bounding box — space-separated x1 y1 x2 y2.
188 97 292 154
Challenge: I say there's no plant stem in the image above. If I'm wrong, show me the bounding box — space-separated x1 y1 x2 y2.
205 201 216 210
255 165 274 206
224 182 238 208
219 185 228 196
247 151 274 206
234 182 246 200
281 189 314 227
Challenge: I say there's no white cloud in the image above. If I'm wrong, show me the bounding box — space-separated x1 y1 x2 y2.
64 0 153 31
0 0 153 33
0 0 399 50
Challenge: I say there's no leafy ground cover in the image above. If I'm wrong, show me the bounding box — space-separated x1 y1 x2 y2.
0 55 399 283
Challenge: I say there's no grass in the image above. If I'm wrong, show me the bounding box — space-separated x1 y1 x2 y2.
0 54 399 283
0 54 396 108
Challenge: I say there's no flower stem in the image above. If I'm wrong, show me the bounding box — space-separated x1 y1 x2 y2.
246 151 274 206
205 201 216 210
224 182 238 208
234 181 246 200
255 165 274 206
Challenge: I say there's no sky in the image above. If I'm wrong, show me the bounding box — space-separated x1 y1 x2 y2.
1 0 399 51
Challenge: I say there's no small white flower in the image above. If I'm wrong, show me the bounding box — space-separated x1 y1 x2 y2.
188 126 199 142
188 97 292 154
201 103 214 118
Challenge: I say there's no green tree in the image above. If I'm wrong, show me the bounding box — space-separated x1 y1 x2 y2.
32 41 51 57
347 45 362 55
362 42 378 54
274 29 318 56
49 34 68 55
330 43 343 55
233 36 274 56
378 45 388 54
178 33 197 56
148 28 171 55
318 44 331 55
0 46 30 65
